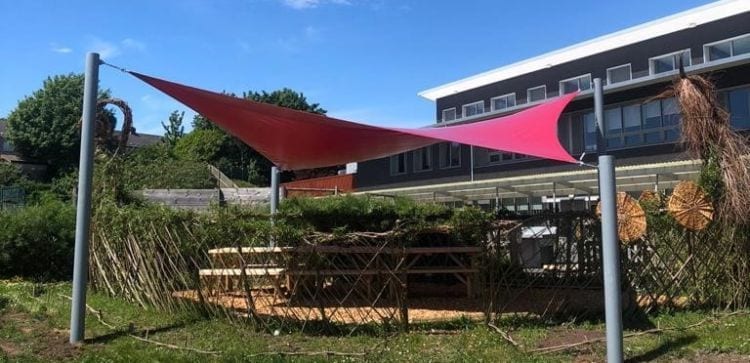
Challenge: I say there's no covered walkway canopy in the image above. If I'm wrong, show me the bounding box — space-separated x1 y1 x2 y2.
356 159 701 203
131 72 579 170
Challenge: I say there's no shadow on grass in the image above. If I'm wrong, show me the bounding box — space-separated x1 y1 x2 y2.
84 321 192 344
625 334 698 363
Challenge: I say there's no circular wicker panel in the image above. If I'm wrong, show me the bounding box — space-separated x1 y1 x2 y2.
596 192 647 244
639 190 660 204
667 181 714 231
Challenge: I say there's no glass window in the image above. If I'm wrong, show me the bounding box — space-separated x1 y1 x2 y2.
650 50 691 74
605 108 622 135
705 34 750 62
623 104 641 132
439 142 461 168
527 86 546 102
644 131 662 144
707 41 732 61
462 101 485 117
625 134 642 146
441 108 456 122
728 87 750 129
642 101 662 129
583 112 597 152
389 153 407 175
501 198 515 212
607 137 623 149
413 147 432 172
489 152 501 163
665 129 680 142
661 98 681 126
560 74 592 95
734 36 750 56
491 93 516 111
607 64 632 84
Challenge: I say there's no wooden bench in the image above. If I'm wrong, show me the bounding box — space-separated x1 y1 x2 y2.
204 246 483 298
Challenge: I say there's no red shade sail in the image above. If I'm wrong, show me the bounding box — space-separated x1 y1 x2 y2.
131 72 578 170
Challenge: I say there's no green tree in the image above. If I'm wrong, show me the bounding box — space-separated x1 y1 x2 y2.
188 88 329 185
5 74 111 173
243 88 326 114
173 128 225 162
161 110 185 149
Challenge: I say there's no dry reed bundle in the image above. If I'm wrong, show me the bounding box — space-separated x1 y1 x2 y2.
596 192 647 243
79 98 134 151
668 181 714 231
654 73 750 225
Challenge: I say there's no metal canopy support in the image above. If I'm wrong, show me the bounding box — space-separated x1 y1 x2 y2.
70 52 100 344
469 146 475 182
270 166 280 247
595 78 624 363
551 182 557 212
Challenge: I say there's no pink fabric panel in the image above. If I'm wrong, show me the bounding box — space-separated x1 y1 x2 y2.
131 72 577 170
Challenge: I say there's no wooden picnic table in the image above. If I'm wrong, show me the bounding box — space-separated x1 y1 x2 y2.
202 245 483 298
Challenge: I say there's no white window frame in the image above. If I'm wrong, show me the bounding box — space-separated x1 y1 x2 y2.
606 63 632 85
462 101 485 118
412 147 433 173
389 153 407 176
558 73 592 95
441 107 457 123
490 92 516 111
649 49 691 75
703 33 750 62
527 85 547 103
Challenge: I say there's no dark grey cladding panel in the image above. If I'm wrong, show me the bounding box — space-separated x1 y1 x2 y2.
435 12 750 117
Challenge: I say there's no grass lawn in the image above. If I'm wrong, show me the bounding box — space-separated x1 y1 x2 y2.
1 280 750 362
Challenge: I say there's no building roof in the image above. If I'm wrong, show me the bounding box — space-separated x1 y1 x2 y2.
125 132 162 148
418 0 750 101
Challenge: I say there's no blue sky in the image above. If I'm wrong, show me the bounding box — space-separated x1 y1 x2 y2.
0 0 714 134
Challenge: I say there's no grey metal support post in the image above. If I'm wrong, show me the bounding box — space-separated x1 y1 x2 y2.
270 166 280 215
595 77 623 362
599 155 623 362
70 52 100 344
270 166 280 247
594 78 606 154
469 146 475 182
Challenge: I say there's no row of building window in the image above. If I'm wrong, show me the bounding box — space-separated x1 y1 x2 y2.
389 142 461 175
441 33 750 123
394 86 750 175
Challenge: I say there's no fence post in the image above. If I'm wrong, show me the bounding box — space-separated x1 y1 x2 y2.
70 52 100 344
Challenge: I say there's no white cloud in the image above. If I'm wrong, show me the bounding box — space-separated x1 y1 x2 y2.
304 25 321 40
89 38 122 59
121 38 146 52
280 0 351 10
87 37 147 59
50 43 73 54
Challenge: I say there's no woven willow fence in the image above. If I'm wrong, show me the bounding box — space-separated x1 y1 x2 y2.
89 210 750 333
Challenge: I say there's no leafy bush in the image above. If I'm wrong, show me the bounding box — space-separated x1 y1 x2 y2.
278 195 492 246
0 199 75 281
0 162 22 186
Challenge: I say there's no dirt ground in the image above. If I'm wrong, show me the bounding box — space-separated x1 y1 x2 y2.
0 310 82 361
175 288 486 324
